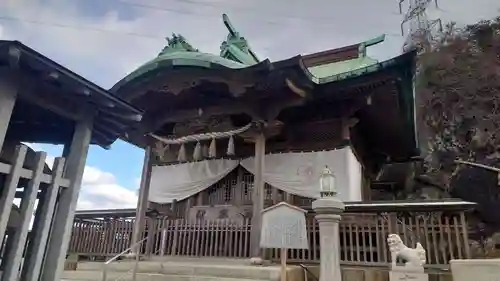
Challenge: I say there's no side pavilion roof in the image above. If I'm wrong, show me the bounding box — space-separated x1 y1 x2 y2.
0 40 143 148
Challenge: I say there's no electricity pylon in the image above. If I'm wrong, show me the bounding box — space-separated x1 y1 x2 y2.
398 0 443 53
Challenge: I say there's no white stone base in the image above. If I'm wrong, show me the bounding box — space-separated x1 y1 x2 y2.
249 257 263 265
389 266 428 281
451 259 500 281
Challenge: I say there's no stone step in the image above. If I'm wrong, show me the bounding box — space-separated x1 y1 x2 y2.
62 271 272 281
149 256 255 265
75 259 301 281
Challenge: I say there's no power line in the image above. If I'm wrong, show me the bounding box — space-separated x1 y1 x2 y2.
115 0 342 25
0 1 403 41
110 0 409 36
0 15 164 39
0 9 337 41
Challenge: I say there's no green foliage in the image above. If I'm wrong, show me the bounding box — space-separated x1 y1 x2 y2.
417 16 500 178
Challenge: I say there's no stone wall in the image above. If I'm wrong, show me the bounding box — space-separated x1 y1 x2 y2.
303 266 452 281
450 259 500 281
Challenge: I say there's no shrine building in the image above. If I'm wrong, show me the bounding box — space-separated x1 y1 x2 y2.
67 15 474 269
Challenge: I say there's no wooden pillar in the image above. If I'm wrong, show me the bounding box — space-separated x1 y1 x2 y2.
41 117 92 281
271 187 279 204
196 191 204 206
130 146 153 253
0 75 17 152
2 152 46 281
250 132 265 259
361 169 372 201
21 158 65 281
145 218 156 256
235 167 244 205
171 199 177 216
460 212 471 258
0 145 27 267
184 197 193 219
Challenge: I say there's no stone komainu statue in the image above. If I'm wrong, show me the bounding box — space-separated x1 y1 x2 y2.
387 234 427 268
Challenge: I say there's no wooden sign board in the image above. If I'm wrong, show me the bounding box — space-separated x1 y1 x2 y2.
260 202 309 249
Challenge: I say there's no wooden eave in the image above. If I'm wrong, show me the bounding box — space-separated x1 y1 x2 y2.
0 40 144 148
302 44 360 67
275 52 418 175
73 200 476 219
74 208 163 219
301 35 385 67
116 50 417 165
111 59 274 103
110 50 416 116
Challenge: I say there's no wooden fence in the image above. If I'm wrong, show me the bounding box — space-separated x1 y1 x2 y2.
0 144 70 280
68 210 471 267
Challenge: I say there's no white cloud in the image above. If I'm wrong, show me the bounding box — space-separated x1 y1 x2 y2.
26 144 138 210
77 166 138 210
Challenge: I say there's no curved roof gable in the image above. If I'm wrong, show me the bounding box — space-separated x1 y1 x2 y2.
111 26 387 95
114 51 247 90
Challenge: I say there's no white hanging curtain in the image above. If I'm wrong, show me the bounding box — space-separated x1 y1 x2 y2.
148 158 240 203
240 148 361 201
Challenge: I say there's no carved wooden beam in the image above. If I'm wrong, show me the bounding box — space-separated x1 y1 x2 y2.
266 138 348 153
8 46 21 68
145 95 305 134
264 96 306 121
285 78 307 98
120 131 152 149
240 120 284 142
341 117 360 140
99 109 142 122
145 101 260 132
18 80 89 121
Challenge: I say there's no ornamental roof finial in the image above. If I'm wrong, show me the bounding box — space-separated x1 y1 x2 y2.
219 14 260 65
158 33 198 56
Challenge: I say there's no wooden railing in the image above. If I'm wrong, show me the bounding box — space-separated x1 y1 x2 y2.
68 207 472 267
69 219 135 256
163 219 251 257
268 212 471 266
0 144 71 279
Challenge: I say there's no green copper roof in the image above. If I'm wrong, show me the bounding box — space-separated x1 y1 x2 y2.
113 16 388 92
123 50 247 84
118 33 248 86
308 56 379 79
116 15 263 87
307 34 385 80
314 53 410 85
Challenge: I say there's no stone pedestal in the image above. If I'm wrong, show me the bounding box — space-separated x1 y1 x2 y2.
312 197 345 281
389 266 428 281
450 259 500 281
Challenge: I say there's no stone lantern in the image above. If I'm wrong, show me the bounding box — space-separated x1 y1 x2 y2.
319 165 336 197
312 165 345 281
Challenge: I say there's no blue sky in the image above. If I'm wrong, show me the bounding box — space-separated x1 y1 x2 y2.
37 142 144 191
2 0 499 209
